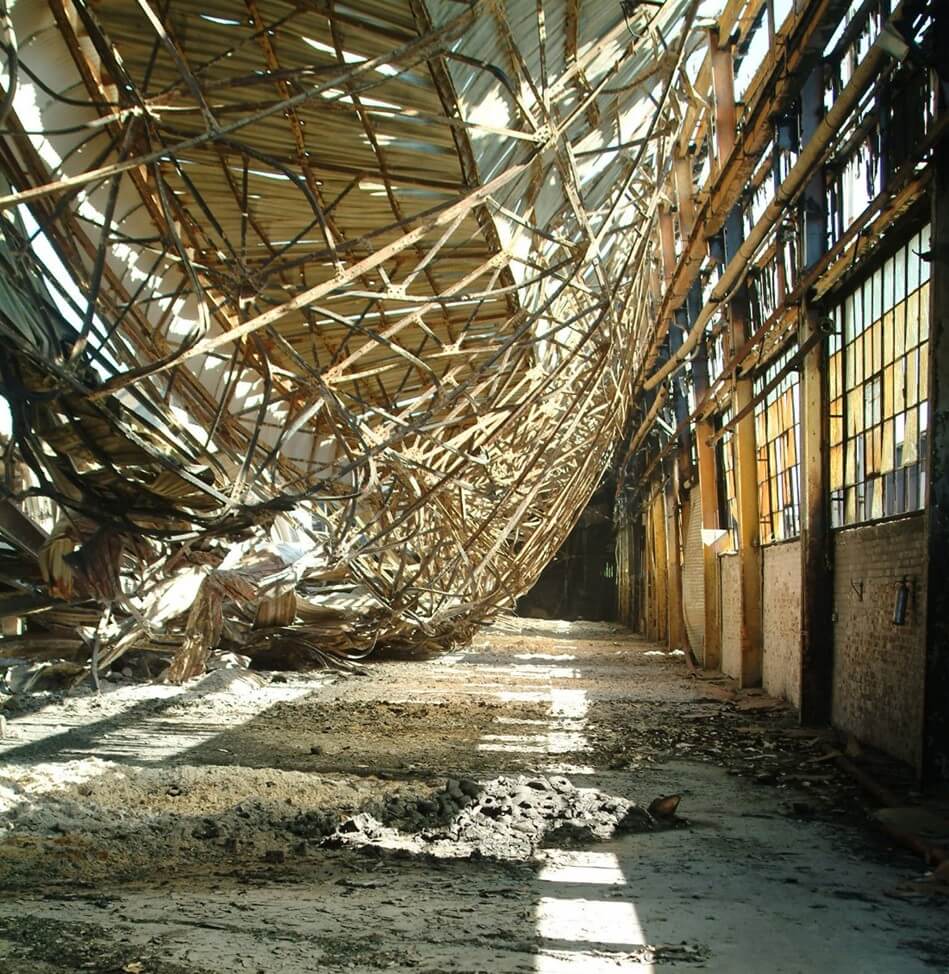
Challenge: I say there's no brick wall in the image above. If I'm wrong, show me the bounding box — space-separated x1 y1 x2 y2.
832 514 927 770
681 488 705 661
762 540 802 707
719 552 742 680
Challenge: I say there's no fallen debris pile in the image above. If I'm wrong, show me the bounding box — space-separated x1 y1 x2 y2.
585 694 876 824
330 774 682 860
0 0 700 684
0 761 680 887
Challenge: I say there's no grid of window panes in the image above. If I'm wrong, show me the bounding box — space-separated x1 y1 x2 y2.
828 225 931 527
717 409 739 550
753 345 801 543
824 4 934 250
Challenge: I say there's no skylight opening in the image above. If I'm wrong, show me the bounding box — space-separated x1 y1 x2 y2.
228 166 293 182
302 37 403 81
199 14 244 27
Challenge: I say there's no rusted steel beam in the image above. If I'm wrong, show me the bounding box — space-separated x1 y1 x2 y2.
645 11 898 393
703 152 936 419
0 3 484 211
675 0 764 160
0 500 47 558
706 326 822 447
409 0 518 320
637 0 843 384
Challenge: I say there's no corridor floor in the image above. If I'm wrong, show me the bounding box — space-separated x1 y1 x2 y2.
0 620 945 973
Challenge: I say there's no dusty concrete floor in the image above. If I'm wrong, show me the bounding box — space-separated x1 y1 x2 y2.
0 619 945 973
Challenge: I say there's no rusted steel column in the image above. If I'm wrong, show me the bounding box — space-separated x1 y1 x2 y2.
659 205 677 285
797 39 833 721
799 62 826 270
694 419 721 669
644 501 657 640
923 25 949 785
730 288 764 687
709 28 736 166
692 336 722 669
652 489 669 645
674 153 695 243
799 304 834 724
664 469 687 650
632 514 645 634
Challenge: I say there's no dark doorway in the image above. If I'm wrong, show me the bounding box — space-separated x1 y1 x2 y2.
517 484 616 621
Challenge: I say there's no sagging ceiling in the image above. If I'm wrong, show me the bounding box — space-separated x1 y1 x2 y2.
0 0 716 675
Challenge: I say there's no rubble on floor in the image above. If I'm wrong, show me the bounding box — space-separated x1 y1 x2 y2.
0 620 947 974
0 758 681 886
327 774 680 860
585 692 869 823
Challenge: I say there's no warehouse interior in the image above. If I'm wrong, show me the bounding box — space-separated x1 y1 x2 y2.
1 0 948 970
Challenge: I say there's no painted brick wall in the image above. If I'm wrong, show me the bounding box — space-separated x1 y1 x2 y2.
682 488 705 661
719 552 742 680
762 540 802 707
832 515 927 770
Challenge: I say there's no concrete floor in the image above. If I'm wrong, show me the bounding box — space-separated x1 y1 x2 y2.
0 620 945 973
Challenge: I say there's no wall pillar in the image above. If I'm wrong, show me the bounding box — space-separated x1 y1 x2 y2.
797 49 833 722
693 420 721 669
664 469 686 650
730 289 763 686
692 338 722 670
652 489 669 644
644 500 657 640
633 513 645 633
799 304 834 724
923 34 949 783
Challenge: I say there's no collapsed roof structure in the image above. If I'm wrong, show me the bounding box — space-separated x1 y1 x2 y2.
0 0 718 679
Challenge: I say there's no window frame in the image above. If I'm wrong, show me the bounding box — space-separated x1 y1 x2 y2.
827 221 931 529
752 343 802 545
